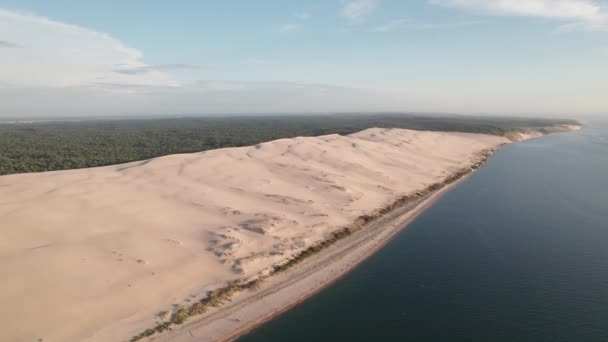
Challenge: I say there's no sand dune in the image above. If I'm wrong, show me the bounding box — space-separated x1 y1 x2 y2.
0 128 509 341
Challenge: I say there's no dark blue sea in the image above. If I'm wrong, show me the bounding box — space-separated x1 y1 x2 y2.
239 120 608 342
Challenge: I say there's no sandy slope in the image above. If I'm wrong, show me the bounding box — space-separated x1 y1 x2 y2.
0 128 508 341
152 174 466 342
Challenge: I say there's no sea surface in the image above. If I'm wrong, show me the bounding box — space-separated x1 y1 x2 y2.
239 120 608 342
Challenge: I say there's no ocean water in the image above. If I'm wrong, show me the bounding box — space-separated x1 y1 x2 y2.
238 121 608 342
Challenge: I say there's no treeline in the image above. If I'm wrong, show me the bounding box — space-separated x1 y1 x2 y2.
0 114 578 175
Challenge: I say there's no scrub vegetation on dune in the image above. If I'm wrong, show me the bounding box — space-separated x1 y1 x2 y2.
0 120 580 342
130 279 263 341
129 148 497 341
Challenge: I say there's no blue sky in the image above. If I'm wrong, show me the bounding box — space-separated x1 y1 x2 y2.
0 0 607 116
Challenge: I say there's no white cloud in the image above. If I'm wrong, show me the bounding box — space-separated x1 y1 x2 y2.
280 24 298 33
0 81 402 117
430 0 608 30
341 0 379 20
113 64 201 75
3 77 606 117
373 18 486 32
0 8 179 88
0 39 22 48
294 12 311 20
372 18 409 31
372 19 444 32
240 58 268 66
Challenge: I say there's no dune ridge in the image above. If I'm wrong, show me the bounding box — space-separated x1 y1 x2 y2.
1 128 512 341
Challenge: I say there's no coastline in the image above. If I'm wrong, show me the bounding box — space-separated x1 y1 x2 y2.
148 126 583 342
152 170 475 342
230 177 467 342
0 125 581 342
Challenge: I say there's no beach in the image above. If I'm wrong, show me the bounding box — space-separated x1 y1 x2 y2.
235 122 603 342
149 174 466 342
0 126 578 342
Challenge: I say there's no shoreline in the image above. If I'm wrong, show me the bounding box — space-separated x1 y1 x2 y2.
147 126 583 342
225 177 466 342
152 169 476 342
1 125 581 342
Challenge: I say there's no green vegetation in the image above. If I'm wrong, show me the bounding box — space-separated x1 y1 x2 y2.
0 114 577 175
129 149 496 341
0 113 574 339
129 224 357 341
130 278 263 341
271 227 353 274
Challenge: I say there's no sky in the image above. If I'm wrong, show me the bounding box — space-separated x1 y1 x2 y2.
0 0 607 117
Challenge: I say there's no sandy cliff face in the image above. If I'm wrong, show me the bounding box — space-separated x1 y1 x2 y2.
0 128 508 341
505 124 583 142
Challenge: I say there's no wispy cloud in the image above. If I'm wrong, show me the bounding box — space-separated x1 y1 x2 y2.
280 24 298 33
372 18 477 32
114 64 201 75
0 81 401 116
341 0 379 21
241 58 268 66
0 39 22 48
430 0 608 31
0 8 179 88
294 12 311 20
372 18 409 31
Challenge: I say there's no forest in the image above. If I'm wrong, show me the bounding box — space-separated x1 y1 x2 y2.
0 114 578 175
